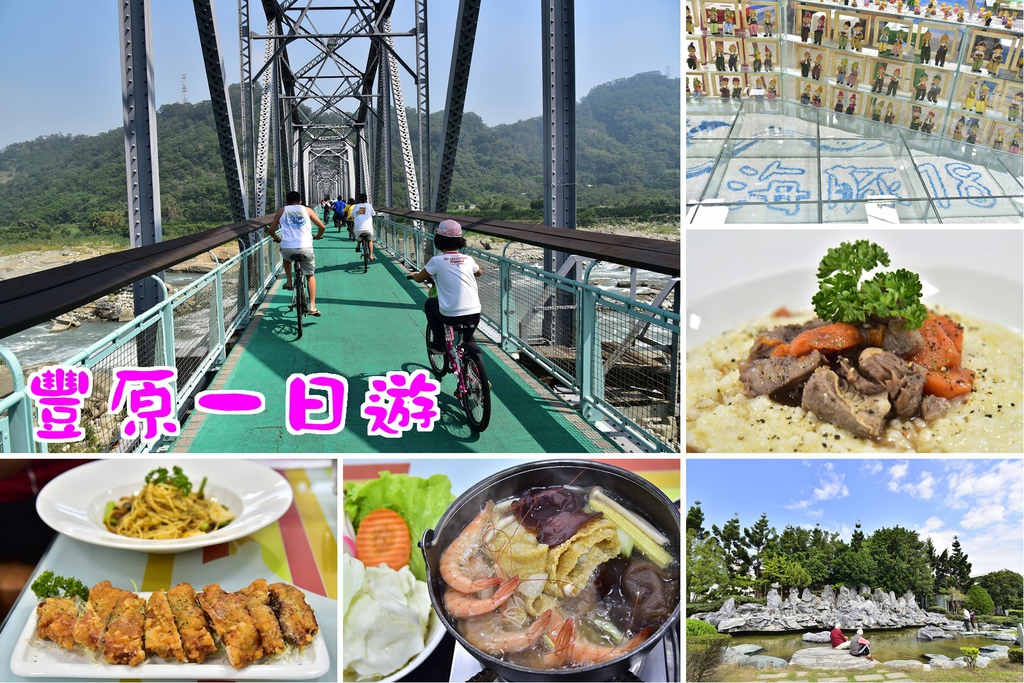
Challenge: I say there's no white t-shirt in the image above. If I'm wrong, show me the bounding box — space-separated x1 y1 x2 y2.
278 205 313 249
425 251 481 317
352 203 376 235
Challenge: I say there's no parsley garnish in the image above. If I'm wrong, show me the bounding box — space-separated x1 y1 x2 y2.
30 571 89 602
811 240 928 329
145 465 193 495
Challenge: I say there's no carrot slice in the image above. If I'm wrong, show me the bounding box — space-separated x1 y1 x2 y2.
355 508 411 571
931 313 964 354
923 366 974 399
909 315 961 372
771 322 864 357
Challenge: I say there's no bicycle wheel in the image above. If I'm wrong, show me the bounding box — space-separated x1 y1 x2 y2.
460 352 491 432
361 238 370 272
295 274 306 338
426 328 447 379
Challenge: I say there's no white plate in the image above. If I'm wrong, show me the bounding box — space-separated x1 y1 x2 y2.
10 591 329 680
36 460 294 553
687 267 1024 349
342 610 445 682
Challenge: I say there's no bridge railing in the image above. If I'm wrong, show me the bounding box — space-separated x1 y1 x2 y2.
0 238 278 453
376 215 680 452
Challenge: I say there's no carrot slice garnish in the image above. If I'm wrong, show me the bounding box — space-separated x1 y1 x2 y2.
355 508 412 571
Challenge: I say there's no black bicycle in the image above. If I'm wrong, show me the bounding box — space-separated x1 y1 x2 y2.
288 253 309 338
357 233 371 272
409 275 491 431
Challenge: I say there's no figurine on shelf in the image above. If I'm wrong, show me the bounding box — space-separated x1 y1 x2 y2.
956 6 965 21
926 0 936 16
755 75 766 91
837 58 849 85
835 90 845 112
915 75 928 100
891 33 905 59
920 30 932 64
1003 12 1014 29
935 34 949 67
878 28 891 55
687 43 697 70
801 83 812 104
927 75 942 103
708 7 719 35
1008 92 1021 122
921 111 936 133
971 42 985 73
814 16 826 45
909 108 922 130
975 89 987 115
992 128 1005 150
988 45 1003 77
720 77 731 98
966 122 979 144
767 78 778 99
884 102 896 124
871 65 887 93
728 44 739 71
1009 131 1021 154
715 45 726 71
940 2 949 19
897 0 905 11
732 77 742 98
839 21 851 50
813 86 824 107
752 45 763 72
747 7 759 36
852 23 864 51
686 6 694 34
801 12 812 42
886 69 901 96
963 83 977 110
764 45 773 71
846 93 857 115
692 77 705 98
952 116 964 140
983 10 992 26
724 8 735 35
872 100 883 121
848 61 860 87
812 54 823 81
801 51 813 77
764 10 774 37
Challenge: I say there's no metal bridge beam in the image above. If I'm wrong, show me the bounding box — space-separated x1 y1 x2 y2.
119 0 163 318
432 0 479 213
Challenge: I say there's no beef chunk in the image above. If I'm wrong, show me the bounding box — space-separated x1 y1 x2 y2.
881 318 924 358
801 367 891 438
740 350 824 398
748 319 826 360
920 394 950 423
838 357 886 396
857 347 926 420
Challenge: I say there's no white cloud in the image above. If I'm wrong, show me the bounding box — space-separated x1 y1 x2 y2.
919 516 945 534
960 504 1006 530
945 460 1022 511
784 499 813 511
897 471 937 500
863 460 884 475
887 461 909 492
960 523 1024 575
814 465 849 501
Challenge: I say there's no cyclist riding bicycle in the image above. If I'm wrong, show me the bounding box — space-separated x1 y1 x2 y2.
409 219 483 357
351 192 377 260
320 195 332 224
267 190 326 316
332 195 346 230
345 196 356 241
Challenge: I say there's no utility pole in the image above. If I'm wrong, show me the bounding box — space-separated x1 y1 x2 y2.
181 74 189 104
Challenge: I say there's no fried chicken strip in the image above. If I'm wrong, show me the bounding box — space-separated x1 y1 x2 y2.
239 578 286 656
36 597 78 650
103 594 146 666
144 589 185 662
268 582 319 647
73 580 130 650
166 583 217 663
197 583 263 668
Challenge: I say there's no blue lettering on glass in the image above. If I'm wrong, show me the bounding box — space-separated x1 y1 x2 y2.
822 165 906 215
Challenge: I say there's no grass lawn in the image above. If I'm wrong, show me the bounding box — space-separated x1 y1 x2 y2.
705 661 1023 682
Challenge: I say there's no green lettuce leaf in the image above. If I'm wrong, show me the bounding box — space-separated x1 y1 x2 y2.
344 472 455 582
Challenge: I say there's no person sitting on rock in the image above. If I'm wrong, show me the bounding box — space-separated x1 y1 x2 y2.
849 628 874 660
830 622 851 650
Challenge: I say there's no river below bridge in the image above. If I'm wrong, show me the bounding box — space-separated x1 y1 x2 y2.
726 627 1011 662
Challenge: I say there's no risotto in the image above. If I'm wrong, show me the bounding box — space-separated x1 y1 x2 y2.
686 307 1023 453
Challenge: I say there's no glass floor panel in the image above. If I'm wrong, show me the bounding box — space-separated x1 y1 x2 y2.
685 98 1024 224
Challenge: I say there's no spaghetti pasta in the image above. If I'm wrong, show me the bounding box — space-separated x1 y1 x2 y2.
105 480 234 540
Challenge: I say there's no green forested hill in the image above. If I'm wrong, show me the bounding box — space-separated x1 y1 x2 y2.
0 71 678 243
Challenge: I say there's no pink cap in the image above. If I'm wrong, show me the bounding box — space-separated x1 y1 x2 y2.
437 219 462 237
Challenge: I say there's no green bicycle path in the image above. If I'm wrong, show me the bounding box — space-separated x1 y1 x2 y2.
173 233 618 453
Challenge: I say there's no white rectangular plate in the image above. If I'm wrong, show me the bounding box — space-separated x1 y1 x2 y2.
11 594 330 680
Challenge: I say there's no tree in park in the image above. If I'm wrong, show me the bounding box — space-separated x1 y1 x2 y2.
741 513 776 583
687 534 729 600
948 536 973 591
832 538 877 588
976 569 1024 612
760 554 812 590
868 525 934 598
686 501 706 541
712 515 751 579
965 585 995 615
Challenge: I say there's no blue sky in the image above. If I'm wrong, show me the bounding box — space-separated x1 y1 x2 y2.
0 1 680 149
687 459 1024 577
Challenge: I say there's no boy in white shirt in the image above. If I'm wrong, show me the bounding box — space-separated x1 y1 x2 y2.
409 220 483 356
351 193 377 260
267 190 326 315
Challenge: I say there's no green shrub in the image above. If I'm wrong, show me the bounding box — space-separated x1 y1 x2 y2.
966 585 996 615
1008 609 1023 619
927 607 952 617
1008 648 1023 664
686 596 767 616
686 619 718 636
960 647 979 669
686 634 732 682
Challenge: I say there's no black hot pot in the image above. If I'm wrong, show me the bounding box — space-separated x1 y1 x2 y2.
420 460 681 682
